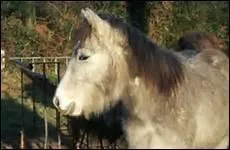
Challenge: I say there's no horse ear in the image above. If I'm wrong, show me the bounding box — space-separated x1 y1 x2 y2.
81 8 110 36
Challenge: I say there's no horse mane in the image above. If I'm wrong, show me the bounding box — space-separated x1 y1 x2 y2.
74 13 185 96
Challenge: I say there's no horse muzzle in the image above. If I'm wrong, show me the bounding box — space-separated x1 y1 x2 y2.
53 96 80 116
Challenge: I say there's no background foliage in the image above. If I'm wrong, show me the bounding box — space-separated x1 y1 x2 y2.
1 1 229 57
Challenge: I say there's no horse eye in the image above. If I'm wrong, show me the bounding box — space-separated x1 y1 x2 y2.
78 55 89 61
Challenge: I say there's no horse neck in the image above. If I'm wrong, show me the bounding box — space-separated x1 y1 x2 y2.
121 76 159 121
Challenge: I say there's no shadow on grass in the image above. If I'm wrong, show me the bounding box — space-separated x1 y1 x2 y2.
22 81 128 149
1 92 71 149
6 60 128 148
23 80 56 110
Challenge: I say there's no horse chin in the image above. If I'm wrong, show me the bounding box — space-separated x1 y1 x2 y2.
68 109 82 117
61 102 82 117
81 103 106 120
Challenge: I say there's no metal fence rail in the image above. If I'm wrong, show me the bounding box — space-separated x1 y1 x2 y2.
8 56 70 73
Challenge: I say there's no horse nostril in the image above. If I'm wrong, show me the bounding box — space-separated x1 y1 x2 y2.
53 97 60 107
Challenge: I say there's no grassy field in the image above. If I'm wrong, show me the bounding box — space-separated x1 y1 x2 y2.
1 63 71 148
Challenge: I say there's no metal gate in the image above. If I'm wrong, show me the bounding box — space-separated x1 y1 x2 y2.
1 56 73 149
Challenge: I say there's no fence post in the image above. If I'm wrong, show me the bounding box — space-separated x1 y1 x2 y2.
32 58 35 72
56 62 61 149
1 49 5 71
20 70 25 149
55 58 58 76
31 58 36 130
42 63 48 149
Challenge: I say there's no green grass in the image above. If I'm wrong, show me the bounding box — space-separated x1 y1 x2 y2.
1 69 70 148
